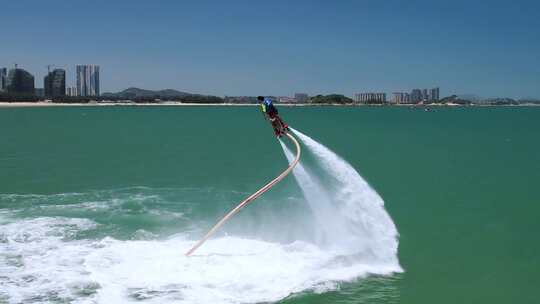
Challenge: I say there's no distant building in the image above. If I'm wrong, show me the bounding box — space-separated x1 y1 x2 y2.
66 86 78 96
430 87 440 102
353 92 386 104
279 96 297 103
76 65 100 96
294 93 309 103
44 69 66 97
6 67 35 95
410 87 439 103
410 89 422 103
35 88 44 97
44 75 50 96
0 68 7 92
392 92 411 104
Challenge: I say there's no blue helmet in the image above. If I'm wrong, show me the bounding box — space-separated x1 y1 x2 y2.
264 97 273 106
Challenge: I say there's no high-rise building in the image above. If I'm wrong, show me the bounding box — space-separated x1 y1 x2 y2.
430 87 440 102
392 92 411 104
6 67 35 95
43 75 49 96
422 89 429 102
294 93 309 103
66 86 78 96
410 89 422 103
76 65 100 96
410 87 440 103
0 68 7 92
44 69 66 97
353 92 386 104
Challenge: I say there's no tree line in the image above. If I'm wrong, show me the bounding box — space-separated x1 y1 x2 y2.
0 94 226 104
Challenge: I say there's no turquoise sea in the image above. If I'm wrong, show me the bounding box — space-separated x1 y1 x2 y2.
1 106 539 303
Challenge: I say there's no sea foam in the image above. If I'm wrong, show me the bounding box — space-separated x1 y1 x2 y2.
0 130 401 303
0 215 397 304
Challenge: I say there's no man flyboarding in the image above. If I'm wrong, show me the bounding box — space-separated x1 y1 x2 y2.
185 97 299 256
258 96 290 137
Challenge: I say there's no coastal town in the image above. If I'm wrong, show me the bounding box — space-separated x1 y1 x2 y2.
1 64 538 106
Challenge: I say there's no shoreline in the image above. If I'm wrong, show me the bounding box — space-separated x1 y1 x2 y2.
0 101 539 108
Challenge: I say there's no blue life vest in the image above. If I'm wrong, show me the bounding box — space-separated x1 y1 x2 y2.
263 98 278 115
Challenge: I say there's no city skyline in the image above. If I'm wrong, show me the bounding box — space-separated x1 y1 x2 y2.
2 63 448 100
0 64 100 97
2 63 537 104
2 0 540 98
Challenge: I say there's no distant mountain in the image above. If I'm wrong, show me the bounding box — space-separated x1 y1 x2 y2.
483 97 519 105
102 87 191 98
456 94 482 102
518 97 540 103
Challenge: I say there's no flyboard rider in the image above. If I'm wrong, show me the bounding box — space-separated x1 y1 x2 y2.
258 96 290 137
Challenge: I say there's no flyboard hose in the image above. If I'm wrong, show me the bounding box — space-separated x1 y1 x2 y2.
185 132 301 256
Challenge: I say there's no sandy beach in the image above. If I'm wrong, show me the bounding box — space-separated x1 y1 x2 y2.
0 102 256 107
0 101 538 108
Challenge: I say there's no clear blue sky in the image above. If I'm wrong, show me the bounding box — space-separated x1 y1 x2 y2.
2 0 539 98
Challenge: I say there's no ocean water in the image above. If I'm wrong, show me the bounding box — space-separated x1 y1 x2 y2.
1 106 539 303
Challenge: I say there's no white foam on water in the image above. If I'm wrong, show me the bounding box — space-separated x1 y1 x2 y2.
84 236 394 304
0 133 402 303
0 215 397 304
0 216 99 304
0 190 186 223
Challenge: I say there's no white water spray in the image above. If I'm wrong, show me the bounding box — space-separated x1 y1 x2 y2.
279 140 349 248
0 134 402 303
281 129 400 267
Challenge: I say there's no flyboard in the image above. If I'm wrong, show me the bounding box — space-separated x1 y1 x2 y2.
185 132 301 256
